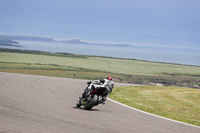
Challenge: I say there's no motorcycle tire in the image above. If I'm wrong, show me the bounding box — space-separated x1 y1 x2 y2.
76 98 82 107
84 94 98 110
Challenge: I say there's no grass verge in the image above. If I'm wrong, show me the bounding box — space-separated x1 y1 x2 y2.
1 61 199 88
1 48 200 76
0 48 200 88
109 86 200 126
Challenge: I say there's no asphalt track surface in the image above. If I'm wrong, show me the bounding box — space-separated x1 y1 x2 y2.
0 72 199 133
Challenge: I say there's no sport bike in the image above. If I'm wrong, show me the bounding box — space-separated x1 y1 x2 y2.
76 81 106 110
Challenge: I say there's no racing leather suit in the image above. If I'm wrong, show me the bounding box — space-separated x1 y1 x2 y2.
82 79 114 103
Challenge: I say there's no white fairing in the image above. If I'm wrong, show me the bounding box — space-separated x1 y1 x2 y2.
88 79 113 101
88 80 106 89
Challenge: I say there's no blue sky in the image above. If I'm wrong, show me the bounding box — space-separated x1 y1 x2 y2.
0 0 200 48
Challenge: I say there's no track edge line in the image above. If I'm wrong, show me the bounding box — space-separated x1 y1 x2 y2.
108 98 200 129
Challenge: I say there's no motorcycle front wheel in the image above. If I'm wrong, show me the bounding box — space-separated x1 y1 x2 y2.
76 98 82 107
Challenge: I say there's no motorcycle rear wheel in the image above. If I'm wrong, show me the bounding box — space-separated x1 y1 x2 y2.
84 95 98 110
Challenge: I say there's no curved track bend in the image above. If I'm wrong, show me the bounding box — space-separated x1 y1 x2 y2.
0 72 199 133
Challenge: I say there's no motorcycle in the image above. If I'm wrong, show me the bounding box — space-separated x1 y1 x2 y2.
76 81 106 110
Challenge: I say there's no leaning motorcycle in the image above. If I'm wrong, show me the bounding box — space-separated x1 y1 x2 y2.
76 81 106 110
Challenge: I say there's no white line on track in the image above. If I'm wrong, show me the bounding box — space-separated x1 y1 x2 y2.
108 98 200 129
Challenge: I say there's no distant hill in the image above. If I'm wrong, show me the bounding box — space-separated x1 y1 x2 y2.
0 38 22 47
0 34 89 44
0 34 55 42
58 38 89 44
0 34 134 47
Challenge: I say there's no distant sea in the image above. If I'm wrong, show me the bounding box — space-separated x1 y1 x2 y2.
1 40 200 66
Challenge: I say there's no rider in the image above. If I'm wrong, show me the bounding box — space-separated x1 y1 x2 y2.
82 76 114 104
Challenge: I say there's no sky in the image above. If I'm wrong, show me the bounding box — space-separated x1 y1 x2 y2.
0 0 200 49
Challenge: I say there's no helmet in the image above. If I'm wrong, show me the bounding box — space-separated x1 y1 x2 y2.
106 76 112 80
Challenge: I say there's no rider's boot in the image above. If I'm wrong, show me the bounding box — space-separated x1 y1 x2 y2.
98 99 105 104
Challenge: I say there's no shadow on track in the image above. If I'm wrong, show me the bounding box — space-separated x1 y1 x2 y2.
72 107 99 111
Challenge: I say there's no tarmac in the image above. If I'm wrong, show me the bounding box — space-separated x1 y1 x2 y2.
0 72 199 133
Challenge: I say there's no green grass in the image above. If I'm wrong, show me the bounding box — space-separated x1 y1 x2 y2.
0 62 118 80
0 48 200 76
109 86 200 126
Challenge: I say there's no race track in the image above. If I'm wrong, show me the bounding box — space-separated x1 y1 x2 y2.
0 72 199 133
